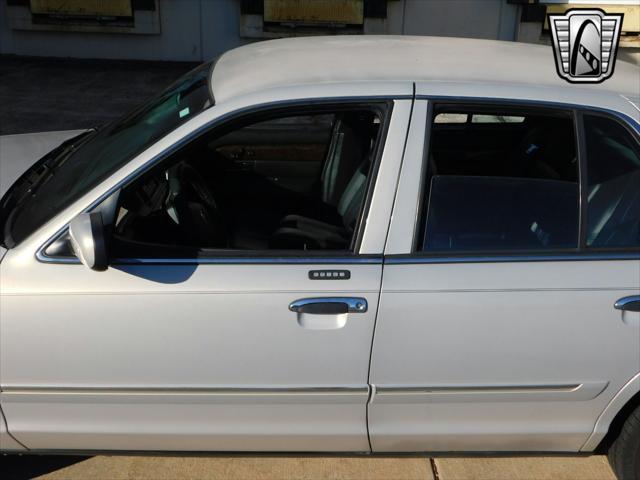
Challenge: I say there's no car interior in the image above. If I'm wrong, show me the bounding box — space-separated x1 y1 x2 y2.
583 114 640 248
421 107 640 252
420 107 581 251
112 107 384 255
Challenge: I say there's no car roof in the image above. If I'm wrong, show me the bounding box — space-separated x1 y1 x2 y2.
210 35 640 109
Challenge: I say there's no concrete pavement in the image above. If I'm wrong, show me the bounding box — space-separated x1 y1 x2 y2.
1 454 617 480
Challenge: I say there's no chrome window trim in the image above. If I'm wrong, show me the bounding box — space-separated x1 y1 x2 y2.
113 256 382 265
35 96 402 266
36 244 383 266
35 226 384 265
385 251 640 265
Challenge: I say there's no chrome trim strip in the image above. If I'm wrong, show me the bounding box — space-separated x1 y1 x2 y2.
371 382 609 403
385 251 640 265
35 226 383 265
0 386 369 396
113 257 382 265
375 384 582 395
35 255 382 265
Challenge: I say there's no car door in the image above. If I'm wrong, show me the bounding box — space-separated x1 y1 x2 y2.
368 98 640 452
0 96 413 452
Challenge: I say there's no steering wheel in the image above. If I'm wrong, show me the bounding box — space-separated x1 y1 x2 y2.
166 163 227 247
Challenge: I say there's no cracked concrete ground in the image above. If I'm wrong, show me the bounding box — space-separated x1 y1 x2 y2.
1 454 617 480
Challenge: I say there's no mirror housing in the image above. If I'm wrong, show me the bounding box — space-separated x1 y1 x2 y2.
68 212 108 271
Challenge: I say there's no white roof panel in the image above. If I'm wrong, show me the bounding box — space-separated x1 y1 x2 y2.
211 36 640 107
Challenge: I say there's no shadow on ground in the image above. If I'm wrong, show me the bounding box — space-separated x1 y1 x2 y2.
1 455 89 480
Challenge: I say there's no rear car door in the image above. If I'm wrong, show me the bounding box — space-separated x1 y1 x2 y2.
0 97 413 452
368 98 640 452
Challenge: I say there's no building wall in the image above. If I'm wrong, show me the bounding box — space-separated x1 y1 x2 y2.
388 0 518 40
0 0 635 64
0 0 518 61
0 0 248 61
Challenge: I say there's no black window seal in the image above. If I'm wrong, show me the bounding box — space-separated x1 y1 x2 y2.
575 110 589 249
412 99 434 253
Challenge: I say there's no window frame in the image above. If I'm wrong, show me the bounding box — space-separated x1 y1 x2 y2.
395 99 640 264
39 99 394 265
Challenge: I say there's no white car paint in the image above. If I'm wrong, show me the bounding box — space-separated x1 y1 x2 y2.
0 36 638 455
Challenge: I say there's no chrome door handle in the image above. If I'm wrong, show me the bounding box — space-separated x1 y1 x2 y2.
614 295 640 312
289 297 368 315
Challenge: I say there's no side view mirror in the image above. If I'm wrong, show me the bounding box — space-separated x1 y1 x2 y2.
68 212 108 271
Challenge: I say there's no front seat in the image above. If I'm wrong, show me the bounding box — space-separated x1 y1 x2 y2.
270 161 369 249
269 112 375 250
268 113 374 250
319 114 365 207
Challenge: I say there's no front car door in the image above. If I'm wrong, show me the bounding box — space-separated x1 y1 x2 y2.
369 96 640 452
0 86 413 451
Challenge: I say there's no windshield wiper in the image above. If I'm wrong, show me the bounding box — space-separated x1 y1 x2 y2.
0 130 95 248
15 130 94 201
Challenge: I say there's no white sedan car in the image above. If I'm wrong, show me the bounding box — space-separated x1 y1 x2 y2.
1 37 639 480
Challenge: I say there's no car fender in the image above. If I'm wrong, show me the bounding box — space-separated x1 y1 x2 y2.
0 404 26 451
581 372 640 451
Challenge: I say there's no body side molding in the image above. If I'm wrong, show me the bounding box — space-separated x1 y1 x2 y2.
372 382 608 404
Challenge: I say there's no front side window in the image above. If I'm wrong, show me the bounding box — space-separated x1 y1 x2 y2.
110 106 385 257
1 62 214 248
584 114 640 248
419 105 579 252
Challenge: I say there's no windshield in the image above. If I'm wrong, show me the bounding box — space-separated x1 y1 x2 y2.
1 61 214 248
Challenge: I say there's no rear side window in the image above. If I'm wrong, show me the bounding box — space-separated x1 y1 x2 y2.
584 115 640 248
418 106 579 252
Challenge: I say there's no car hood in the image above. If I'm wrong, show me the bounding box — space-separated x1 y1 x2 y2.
0 130 87 198
0 129 87 260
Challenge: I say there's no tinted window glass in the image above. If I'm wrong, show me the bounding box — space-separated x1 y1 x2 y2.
419 107 579 252
111 108 383 257
584 115 640 248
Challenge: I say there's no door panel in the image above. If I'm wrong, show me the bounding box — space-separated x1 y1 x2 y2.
0 262 380 451
0 95 412 452
371 96 640 453
369 259 640 452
